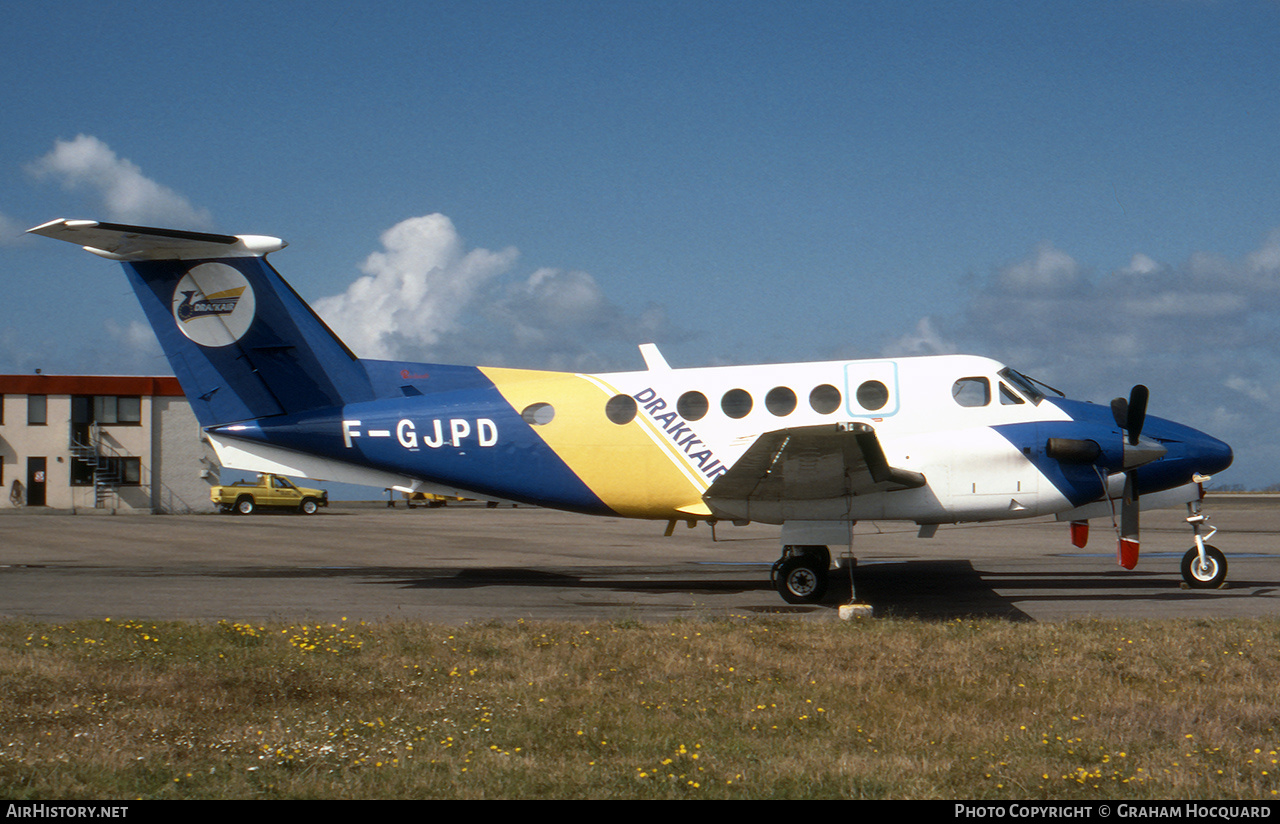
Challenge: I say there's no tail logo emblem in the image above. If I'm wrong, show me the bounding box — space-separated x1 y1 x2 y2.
176 287 244 321
171 263 256 347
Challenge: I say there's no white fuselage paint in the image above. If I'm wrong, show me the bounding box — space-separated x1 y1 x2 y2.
591 353 1077 525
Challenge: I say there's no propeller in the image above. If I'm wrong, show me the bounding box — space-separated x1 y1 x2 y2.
1050 385 1162 568
1112 384 1149 446
1110 384 1154 569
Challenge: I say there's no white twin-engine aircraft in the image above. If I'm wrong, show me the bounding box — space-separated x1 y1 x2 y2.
30 219 1236 604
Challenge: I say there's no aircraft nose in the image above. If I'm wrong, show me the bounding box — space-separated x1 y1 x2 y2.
1193 430 1234 477
1134 416 1233 493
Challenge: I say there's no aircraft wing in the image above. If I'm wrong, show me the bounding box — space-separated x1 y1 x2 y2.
703 422 924 523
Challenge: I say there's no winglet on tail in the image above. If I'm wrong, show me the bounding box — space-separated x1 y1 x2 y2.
30 219 373 427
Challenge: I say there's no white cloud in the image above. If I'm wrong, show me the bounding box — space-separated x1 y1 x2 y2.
994 241 1085 294
314 214 518 360
1121 253 1160 276
1224 376 1270 404
27 135 213 229
883 316 955 357
315 214 679 370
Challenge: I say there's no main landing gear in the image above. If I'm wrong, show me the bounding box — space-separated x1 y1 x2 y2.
1181 501 1227 589
771 545 832 604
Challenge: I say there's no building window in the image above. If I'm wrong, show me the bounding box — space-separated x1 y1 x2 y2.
71 456 140 486
119 457 141 486
73 395 143 430
93 396 142 425
28 395 46 426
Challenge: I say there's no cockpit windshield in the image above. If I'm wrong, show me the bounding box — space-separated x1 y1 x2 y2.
998 368 1062 405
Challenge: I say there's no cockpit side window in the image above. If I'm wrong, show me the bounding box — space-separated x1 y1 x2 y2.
997 367 1051 404
999 382 1025 405
952 377 990 407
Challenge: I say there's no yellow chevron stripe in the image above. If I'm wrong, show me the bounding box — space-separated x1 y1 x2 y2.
480 367 708 519
576 374 711 493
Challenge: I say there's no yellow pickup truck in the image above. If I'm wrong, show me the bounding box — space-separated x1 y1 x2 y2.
211 474 329 515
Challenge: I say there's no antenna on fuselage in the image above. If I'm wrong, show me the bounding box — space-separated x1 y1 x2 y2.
639 343 671 371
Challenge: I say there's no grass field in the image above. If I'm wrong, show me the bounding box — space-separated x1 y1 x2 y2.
1 616 1277 799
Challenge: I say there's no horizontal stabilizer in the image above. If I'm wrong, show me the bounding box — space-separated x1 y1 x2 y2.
28 219 286 261
30 218 371 427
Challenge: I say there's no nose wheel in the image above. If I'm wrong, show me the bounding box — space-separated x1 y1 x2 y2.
1181 507 1227 589
1181 544 1227 589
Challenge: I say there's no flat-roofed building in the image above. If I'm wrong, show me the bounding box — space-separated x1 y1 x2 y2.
0 375 219 513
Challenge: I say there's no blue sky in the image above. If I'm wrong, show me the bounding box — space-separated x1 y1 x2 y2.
2 1 1278 488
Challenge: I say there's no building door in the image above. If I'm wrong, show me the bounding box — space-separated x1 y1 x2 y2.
26 457 46 506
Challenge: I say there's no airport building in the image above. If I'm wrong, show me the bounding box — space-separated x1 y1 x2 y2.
0 375 220 513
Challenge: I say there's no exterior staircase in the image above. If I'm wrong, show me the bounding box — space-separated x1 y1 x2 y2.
69 423 127 508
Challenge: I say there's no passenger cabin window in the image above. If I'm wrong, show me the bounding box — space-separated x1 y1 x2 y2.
678 391 709 421
605 394 637 424
765 387 797 417
521 403 555 425
809 384 841 414
855 380 889 411
721 389 753 419
952 377 990 407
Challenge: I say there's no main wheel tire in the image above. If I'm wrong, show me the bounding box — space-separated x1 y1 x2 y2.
1181 545 1227 589
235 496 255 515
795 544 831 570
300 498 319 515
775 556 828 604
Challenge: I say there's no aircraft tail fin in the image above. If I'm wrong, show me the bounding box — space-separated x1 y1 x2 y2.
29 219 373 427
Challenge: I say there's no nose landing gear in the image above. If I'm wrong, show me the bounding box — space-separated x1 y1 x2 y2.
1181 502 1227 589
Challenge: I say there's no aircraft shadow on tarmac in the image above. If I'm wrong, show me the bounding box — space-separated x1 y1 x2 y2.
363 558 1258 621
219 558 1262 621
375 560 1034 620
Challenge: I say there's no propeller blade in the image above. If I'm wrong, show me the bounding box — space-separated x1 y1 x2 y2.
1111 396 1128 430
1120 383 1165 468
1126 384 1149 445
1117 473 1140 569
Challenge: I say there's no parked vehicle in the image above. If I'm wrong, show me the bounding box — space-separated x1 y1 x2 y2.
211 474 328 515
